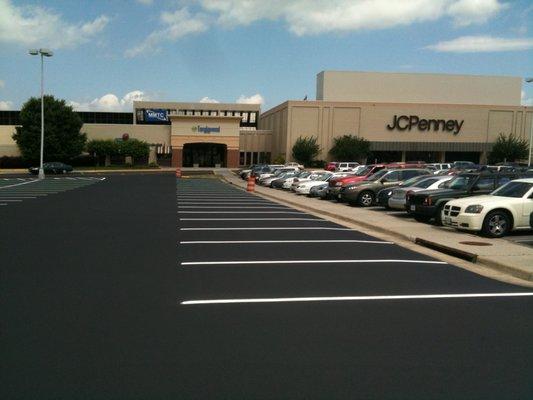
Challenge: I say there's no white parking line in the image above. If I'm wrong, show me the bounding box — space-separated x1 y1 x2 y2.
179 218 323 221
178 206 289 209
180 227 353 231
0 197 37 199
181 259 447 266
180 292 533 305
178 211 305 214
180 239 393 244
0 199 23 202
0 180 39 189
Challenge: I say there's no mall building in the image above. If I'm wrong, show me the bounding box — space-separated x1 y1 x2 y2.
0 71 531 167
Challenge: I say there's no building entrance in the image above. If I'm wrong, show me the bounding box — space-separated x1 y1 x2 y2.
182 143 227 167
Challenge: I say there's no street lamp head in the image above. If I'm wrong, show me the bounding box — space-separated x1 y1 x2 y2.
29 49 39 55
40 48 53 57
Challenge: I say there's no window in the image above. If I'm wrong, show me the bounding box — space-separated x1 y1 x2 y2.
210 110 218 116
473 177 495 191
202 110 209 116
194 110 201 116
383 171 400 182
234 111 241 117
239 152 245 165
402 170 421 180
241 112 248 123
497 176 512 187
252 152 259 164
186 110 194 116
246 152 252 164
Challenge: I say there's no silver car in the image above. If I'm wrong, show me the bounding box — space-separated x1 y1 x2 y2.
388 175 453 210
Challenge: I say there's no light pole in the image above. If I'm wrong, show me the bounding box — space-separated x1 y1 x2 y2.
28 48 53 179
526 78 533 168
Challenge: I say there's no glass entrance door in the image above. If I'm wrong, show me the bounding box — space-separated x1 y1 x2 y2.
182 143 227 167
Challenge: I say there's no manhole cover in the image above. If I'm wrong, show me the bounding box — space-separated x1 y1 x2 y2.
459 241 493 246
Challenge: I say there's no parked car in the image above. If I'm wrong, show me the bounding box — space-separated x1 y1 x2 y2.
281 171 313 189
257 167 298 184
340 168 430 206
388 175 454 210
376 174 435 208
336 162 359 172
453 161 476 170
407 171 523 225
260 170 299 187
426 163 452 174
442 178 533 237
29 162 73 175
325 162 338 171
326 164 388 200
309 182 329 198
293 172 333 195
285 162 304 169
290 170 325 191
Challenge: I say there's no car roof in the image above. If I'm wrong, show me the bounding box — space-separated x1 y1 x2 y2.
511 178 533 183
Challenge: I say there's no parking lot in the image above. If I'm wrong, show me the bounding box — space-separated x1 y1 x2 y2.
1 174 532 399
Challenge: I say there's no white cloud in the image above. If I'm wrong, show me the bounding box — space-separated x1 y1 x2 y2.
125 8 208 57
0 0 109 49
199 96 220 103
198 0 506 35
522 90 533 106
446 0 507 27
128 1 506 56
0 100 13 110
236 93 264 104
69 90 150 112
427 35 533 52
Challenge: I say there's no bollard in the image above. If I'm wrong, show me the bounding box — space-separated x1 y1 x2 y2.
176 168 181 178
247 175 255 192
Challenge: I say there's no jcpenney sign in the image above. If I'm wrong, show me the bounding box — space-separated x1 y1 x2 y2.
192 125 221 134
387 115 464 135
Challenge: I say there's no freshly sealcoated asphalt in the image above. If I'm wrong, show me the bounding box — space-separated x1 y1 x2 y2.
1 174 532 399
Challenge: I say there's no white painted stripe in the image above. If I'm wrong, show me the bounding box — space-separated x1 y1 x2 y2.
178 211 304 214
0 179 39 189
0 197 36 199
181 259 446 266
179 218 322 221
0 199 22 202
180 239 393 244
181 292 533 305
180 227 352 231
178 206 288 209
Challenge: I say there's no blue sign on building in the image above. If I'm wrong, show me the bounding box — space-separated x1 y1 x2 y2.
144 109 168 122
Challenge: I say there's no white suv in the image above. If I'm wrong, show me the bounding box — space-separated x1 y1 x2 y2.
336 162 359 172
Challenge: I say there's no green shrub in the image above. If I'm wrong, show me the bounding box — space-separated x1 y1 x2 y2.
291 136 320 167
329 135 371 163
488 133 529 164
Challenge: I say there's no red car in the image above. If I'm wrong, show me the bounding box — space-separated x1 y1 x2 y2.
325 162 338 171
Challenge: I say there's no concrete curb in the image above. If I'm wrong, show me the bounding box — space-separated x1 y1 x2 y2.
219 173 533 283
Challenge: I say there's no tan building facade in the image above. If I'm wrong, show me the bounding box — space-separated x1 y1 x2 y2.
1 71 531 167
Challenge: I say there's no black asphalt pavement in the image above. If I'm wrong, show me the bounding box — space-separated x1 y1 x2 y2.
1 174 532 399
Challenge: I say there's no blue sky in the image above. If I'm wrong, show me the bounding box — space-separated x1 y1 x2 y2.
0 0 532 112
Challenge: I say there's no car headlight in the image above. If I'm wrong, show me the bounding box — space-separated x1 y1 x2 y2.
387 191 392 196
346 186 358 191
465 205 484 214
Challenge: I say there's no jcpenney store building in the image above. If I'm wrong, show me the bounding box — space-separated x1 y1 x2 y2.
260 71 533 164
0 71 531 166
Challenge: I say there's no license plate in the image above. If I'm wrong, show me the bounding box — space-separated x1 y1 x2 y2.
338 194 342 199
410 205 416 211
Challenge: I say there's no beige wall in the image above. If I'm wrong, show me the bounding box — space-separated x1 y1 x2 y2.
239 130 272 152
170 115 241 150
0 125 19 156
317 71 522 106
260 100 533 162
84 124 170 145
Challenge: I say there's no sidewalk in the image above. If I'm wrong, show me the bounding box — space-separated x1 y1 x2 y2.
217 170 533 286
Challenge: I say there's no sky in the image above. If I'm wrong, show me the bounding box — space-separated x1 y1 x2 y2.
0 0 532 112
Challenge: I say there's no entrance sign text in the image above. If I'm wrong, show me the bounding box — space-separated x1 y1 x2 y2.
193 125 221 134
387 115 464 135
144 109 168 122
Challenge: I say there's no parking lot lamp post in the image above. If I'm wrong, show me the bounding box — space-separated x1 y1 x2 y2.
28 48 53 179
526 78 533 167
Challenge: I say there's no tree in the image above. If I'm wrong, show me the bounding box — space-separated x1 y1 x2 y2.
12 95 86 162
329 135 371 162
87 139 119 166
291 136 320 167
118 139 149 164
488 133 529 164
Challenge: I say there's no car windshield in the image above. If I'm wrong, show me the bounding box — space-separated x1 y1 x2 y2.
312 173 330 180
414 178 439 189
298 172 311 178
447 175 474 190
356 166 372 176
491 181 533 198
366 169 388 181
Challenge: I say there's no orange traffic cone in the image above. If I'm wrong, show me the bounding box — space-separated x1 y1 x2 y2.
247 176 255 192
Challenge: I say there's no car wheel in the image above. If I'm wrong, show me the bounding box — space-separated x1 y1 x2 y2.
357 191 375 207
481 211 511 238
414 215 431 223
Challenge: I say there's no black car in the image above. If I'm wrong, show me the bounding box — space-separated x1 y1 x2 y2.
29 162 73 175
407 171 522 225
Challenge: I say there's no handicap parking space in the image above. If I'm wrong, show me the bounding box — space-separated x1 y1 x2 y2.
176 178 532 306
0 177 105 207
